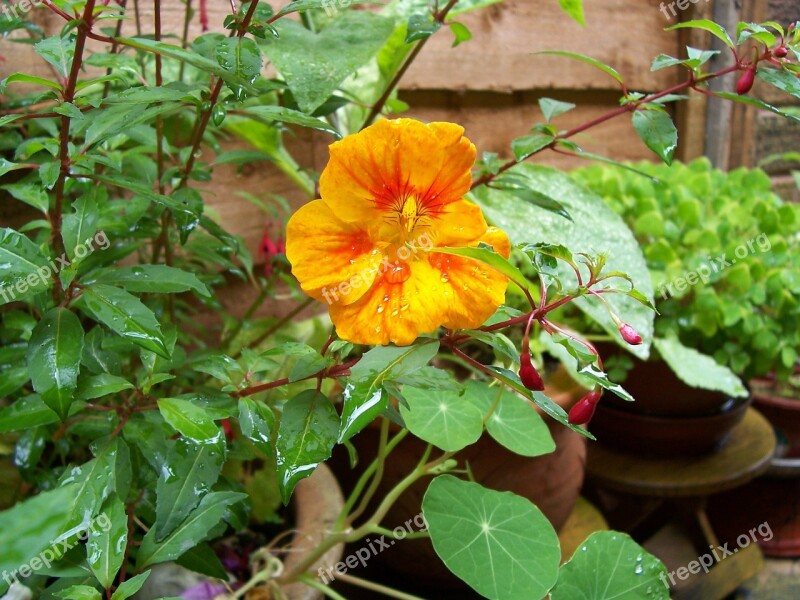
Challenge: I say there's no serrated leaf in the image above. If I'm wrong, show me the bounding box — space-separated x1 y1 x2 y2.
76 284 169 358
34 36 75 78
155 439 225 541
138 491 247 570
27 308 84 421
423 476 561 600
276 390 339 504
632 108 678 165
87 496 127 589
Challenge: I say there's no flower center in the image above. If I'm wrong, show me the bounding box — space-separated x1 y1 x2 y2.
398 197 420 235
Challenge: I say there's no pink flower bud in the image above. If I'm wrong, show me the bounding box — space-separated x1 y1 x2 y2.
568 397 598 425
736 68 756 95
774 47 789 58
618 322 643 346
519 353 545 391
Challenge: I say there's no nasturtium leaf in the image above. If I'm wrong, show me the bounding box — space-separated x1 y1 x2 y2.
423 476 561 600
87 496 127 589
276 390 339 504
0 484 80 595
85 265 211 297
551 531 669 600
155 438 225 541
632 108 678 165
27 308 84 421
400 386 483 451
339 342 439 443
464 381 555 457
137 492 247 570
262 12 394 113
238 397 275 454
110 571 151 600
158 398 221 443
471 165 654 359
654 336 748 398
76 284 170 358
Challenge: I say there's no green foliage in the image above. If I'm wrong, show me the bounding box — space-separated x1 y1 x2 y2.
573 158 800 381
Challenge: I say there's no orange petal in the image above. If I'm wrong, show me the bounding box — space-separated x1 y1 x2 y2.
429 199 490 248
329 259 445 346
320 119 475 223
285 200 385 306
428 227 511 329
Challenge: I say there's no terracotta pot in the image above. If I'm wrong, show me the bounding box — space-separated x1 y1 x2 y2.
590 396 752 458
751 377 800 458
333 376 586 588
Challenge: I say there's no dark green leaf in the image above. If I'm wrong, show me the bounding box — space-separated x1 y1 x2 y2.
0 395 61 433
276 390 339 504
406 14 442 43
62 193 99 263
27 308 84 421
110 571 150 600
632 108 678 165
86 265 211 297
76 284 169 358
137 491 247 570
238 397 275 454
158 398 222 443
87 496 127 589
34 36 75 78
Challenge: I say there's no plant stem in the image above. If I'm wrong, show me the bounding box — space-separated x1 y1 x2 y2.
361 0 460 129
297 576 348 600
50 0 98 299
234 297 314 358
346 416 391 524
178 0 194 81
333 573 428 600
470 63 743 190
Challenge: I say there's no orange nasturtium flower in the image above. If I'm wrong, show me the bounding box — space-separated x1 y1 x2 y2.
285 118 510 346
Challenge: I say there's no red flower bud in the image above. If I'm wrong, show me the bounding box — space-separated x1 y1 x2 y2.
519 353 545 391
618 322 643 346
736 68 756 96
568 396 599 425
260 230 286 278
221 418 235 441
774 47 789 58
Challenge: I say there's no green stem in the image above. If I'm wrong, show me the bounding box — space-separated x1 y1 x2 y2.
297 576 348 600
334 572 428 600
347 416 391 525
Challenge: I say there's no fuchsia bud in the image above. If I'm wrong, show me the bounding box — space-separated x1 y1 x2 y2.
736 67 756 95
774 47 789 58
618 322 643 346
568 390 603 425
518 353 545 391
260 228 286 278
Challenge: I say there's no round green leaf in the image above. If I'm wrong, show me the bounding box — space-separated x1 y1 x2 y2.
423 475 561 600
400 387 483 452
464 381 555 457
551 531 669 600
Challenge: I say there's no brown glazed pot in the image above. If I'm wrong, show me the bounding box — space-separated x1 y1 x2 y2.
751 376 800 458
589 396 752 458
333 376 587 588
